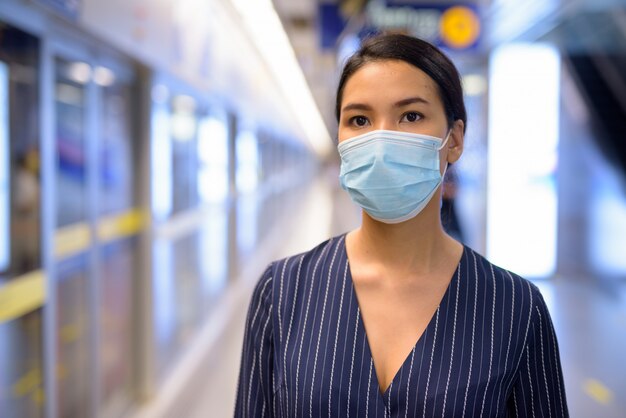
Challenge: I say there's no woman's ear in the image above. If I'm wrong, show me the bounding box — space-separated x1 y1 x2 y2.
446 119 464 164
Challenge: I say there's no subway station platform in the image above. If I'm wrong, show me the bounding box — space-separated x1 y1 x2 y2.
131 174 626 418
2 0 626 417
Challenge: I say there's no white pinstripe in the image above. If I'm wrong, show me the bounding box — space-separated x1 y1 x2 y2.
404 347 416 418
245 277 272 415
366 359 373 418
536 307 552 418
246 352 257 414
295 242 331 416
549 314 565 414
442 267 460 414
272 372 279 418
480 263 497 416
526 344 535 417
498 271 515 407
309 241 341 418
329 261 349 417
250 277 272 334
422 308 440 418
283 255 303 416
347 308 360 418
462 251 479 416
504 281 535 400
258 305 272 415
387 380 393 418
278 260 287 345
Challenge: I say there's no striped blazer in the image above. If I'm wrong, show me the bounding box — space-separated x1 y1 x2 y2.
235 234 568 417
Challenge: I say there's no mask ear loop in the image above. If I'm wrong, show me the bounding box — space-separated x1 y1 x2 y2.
437 129 453 151
438 129 453 178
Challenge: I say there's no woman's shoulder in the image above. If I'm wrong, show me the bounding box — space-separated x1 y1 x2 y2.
256 234 348 303
462 245 546 311
268 233 347 278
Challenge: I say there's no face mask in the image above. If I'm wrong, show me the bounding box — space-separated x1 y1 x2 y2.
338 129 450 224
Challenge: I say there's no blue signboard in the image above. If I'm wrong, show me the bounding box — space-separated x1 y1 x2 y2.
319 3 347 50
0 62 9 272
33 0 80 19
319 1 481 51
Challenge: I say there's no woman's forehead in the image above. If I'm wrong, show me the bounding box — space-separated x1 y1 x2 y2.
342 60 441 106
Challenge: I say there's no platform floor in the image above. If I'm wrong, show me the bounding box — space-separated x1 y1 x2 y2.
134 175 626 418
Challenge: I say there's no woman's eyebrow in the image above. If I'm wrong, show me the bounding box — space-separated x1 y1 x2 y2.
341 103 372 113
342 97 429 113
395 97 429 107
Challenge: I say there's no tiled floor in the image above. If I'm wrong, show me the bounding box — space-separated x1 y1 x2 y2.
141 174 626 418
535 278 626 417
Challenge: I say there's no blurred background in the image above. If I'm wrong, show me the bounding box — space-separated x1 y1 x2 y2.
0 0 625 417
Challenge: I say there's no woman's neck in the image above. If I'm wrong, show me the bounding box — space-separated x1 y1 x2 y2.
348 194 461 276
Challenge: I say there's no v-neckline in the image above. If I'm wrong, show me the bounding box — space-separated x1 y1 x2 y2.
341 234 464 399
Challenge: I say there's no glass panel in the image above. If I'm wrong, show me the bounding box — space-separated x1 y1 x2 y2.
99 238 135 416
0 311 44 418
0 22 43 418
99 72 134 215
0 24 42 279
0 61 9 272
199 207 228 300
197 114 229 204
151 88 173 221
487 44 559 278
236 194 258 260
152 233 203 382
97 67 137 415
56 254 91 418
171 94 198 214
152 238 175 381
55 58 88 227
235 129 258 194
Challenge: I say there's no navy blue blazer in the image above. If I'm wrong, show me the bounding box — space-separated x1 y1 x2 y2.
235 235 568 417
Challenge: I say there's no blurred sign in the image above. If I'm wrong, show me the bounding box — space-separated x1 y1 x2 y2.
0 61 8 272
319 1 481 50
487 43 560 278
33 0 80 19
439 5 481 49
319 3 347 49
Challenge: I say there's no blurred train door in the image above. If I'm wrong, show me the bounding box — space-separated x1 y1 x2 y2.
0 22 45 418
48 40 141 418
149 81 232 385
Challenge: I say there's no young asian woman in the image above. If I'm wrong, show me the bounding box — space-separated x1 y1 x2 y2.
235 33 569 418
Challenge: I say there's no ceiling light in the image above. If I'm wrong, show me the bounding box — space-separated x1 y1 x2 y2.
94 66 116 87
231 0 332 157
67 62 91 84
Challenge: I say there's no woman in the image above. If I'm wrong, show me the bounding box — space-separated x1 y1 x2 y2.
235 34 568 417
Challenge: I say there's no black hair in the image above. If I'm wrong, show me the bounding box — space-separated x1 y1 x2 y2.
335 33 467 133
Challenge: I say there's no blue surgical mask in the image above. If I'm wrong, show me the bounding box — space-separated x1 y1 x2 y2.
338 129 450 224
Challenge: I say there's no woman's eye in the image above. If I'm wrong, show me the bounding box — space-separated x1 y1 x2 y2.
350 116 369 127
401 112 421 123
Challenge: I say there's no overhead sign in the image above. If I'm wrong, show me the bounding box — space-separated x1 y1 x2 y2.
319 2 347 49
33 0 80 19
439 5 481 49
319 1 481 51
0 61 8 272
367 2 481 50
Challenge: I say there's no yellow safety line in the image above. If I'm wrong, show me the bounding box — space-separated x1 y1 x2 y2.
583 378 614 405
0 210 146 323
54 209 146 260
0 270 46 323
54 222 91 260
97 209 146 242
